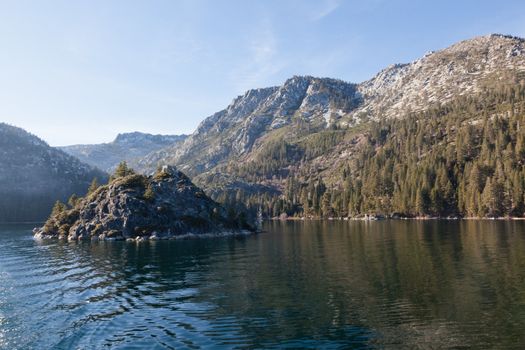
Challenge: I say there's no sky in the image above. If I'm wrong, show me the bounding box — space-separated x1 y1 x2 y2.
0 0 524 146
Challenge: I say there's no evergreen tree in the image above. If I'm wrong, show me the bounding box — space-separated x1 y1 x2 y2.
112 161 135 180
67 194 79 208
51 200 67 216
87 178 100 195
415 188 430 216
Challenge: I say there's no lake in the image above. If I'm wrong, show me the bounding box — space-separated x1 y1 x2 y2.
1 220 525 349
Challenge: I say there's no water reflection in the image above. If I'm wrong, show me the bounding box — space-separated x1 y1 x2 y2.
1 221 525 349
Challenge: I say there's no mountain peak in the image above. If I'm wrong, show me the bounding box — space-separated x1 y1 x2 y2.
114 132 186 144
0 122 48 148
444 33 525 51
284 75 314 84
114 131 147 143
487 33 524 41
354 33 525 123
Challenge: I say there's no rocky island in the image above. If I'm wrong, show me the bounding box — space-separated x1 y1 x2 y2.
34 163 254 241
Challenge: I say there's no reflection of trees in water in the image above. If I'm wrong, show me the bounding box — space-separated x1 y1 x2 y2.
31 221 525 348
197 221 525 348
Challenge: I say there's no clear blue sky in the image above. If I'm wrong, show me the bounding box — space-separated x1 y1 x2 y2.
1 0 524 146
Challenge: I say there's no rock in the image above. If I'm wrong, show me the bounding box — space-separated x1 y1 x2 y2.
34 166 255 241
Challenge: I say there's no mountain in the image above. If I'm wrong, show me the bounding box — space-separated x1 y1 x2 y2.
34 165 254 241
131 34 525 219
0 123 108 222
352 34 525 122
136 34 525 176
132 76 361 175
61 132 187 172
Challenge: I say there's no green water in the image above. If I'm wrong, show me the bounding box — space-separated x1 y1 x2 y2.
1 220 525 349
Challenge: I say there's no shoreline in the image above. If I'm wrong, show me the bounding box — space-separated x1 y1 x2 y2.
269 216 525 221
33 229 257 242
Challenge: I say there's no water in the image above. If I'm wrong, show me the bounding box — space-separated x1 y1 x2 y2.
1 221 525 349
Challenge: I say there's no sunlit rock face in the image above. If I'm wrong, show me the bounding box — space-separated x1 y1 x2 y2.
354 34 525 122
134 76 360 175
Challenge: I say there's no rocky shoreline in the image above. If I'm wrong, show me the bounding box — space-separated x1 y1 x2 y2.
33 228 255 241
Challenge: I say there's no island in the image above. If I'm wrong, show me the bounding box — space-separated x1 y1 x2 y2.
34 164 255 241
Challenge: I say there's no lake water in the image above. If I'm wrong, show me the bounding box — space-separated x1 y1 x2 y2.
1 220 525 349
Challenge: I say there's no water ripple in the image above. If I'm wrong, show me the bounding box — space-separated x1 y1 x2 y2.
2 221 525 349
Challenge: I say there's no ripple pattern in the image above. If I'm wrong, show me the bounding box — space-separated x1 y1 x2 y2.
1 221 525 349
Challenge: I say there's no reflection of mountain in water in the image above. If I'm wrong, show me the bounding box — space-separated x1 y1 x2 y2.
2 221 525 348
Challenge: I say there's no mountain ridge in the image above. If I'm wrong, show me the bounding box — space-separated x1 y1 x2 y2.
124 33 525 219
352 33 525 123
61 132 187 172
131 34 525 177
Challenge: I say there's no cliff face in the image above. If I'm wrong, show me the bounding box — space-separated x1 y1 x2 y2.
34 166 254 241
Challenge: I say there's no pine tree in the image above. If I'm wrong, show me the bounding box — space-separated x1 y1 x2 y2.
51 200 66 216
415 188 430 216
482 177 505 217
67 194 79 208
143 184 155 202
87 178 100 195
112 161 135 180
321 191 332 218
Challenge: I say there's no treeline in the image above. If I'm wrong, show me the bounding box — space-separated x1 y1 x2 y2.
210 82 525 219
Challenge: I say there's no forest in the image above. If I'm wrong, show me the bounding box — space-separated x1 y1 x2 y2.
209 82 525 219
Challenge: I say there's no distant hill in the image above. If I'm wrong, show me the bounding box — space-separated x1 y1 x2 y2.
60 132 187 172
0 123 107 222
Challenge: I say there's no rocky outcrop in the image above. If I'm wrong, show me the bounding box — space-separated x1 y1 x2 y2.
33 166 254 241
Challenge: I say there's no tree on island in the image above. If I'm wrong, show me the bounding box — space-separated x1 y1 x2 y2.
112 161 135 180
87 178 100 195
